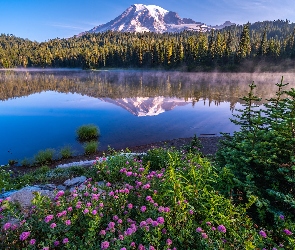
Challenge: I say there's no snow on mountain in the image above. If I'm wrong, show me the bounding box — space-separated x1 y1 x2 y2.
100 96 192 117
80 4 234 35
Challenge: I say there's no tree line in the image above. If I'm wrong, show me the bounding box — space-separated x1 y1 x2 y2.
1 19 295 71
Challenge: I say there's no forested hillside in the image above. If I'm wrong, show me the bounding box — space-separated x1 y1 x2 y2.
1 20 295 71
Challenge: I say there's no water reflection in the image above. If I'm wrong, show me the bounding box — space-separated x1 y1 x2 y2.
2 70 295 109
1 70 295 165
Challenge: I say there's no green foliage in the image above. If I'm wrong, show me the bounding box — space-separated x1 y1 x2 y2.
0 167 13 191
84 141 98 155
34 148 55 165
216 77 295 226
20 157 32 167
76 124 100 142
2 149 294 249
142 147 171 171
0 165 91 192
59 146 73 159
182 134 203 154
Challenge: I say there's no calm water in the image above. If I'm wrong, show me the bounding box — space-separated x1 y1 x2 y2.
1 69 295 165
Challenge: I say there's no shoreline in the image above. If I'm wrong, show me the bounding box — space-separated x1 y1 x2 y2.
6 136 223 175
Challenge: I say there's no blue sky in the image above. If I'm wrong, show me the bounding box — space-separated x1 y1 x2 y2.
1 0 295 42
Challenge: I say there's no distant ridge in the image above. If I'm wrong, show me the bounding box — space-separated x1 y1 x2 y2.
79 4 235 35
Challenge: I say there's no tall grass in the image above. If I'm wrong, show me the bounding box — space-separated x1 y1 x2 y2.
84 141 98 155
34 148 55 165
59 146 73 159
76 124 100 141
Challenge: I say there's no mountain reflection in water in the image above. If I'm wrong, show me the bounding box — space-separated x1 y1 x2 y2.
1 69 295 165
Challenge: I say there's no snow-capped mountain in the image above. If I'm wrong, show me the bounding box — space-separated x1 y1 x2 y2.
100 96 192 116
81 4 234 35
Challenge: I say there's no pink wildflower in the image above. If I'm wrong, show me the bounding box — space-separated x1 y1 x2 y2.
217 225 226 233
100 230 106 235
141 206 147 212
259 230 267 238
166 238 173 245
63 238 69 244
44 215 54 223
108 221 115 229
20 231 30 241
146 196 152 202
29 239 36 245
157 217 165 224
283 229 292 235
202 233 208 239
56 190 64 197
126 171 133 177
152 221 159 227
164 207 170 213
101 241 110 249
3 223 11 230
65 220 71 226
50 223 57 229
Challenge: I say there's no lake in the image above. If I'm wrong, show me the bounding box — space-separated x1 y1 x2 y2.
1 69 295 165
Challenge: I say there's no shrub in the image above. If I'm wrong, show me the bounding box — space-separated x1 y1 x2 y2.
8 159 17 166
216 78 295 225
76 124 100 141
84 141 98 155
60 146 73 159
20 158 31 167
34 149 55 165
182 134 203 154
142 147 171 170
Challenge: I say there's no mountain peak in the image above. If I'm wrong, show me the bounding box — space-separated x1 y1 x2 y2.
132 4 169 17
80 4 234 35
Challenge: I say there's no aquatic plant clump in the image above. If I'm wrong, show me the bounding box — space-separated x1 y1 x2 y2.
84 141 98 155
34 148 55 165
59 146 73 159
76 124 100 141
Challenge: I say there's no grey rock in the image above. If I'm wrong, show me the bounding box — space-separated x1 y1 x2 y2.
57 185 66 191
57 160 95 168
64 176 87 187
9 186 54 208
41 184 56 191
96 181 105 187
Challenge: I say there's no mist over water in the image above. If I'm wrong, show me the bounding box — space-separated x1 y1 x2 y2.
1 69 295 165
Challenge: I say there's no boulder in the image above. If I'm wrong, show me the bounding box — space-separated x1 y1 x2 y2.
64 176 87 187
9 186 54 208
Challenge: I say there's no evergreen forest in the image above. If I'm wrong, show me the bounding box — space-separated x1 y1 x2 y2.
1 20 295 71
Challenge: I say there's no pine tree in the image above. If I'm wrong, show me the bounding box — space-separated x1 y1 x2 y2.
237 24 251 60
